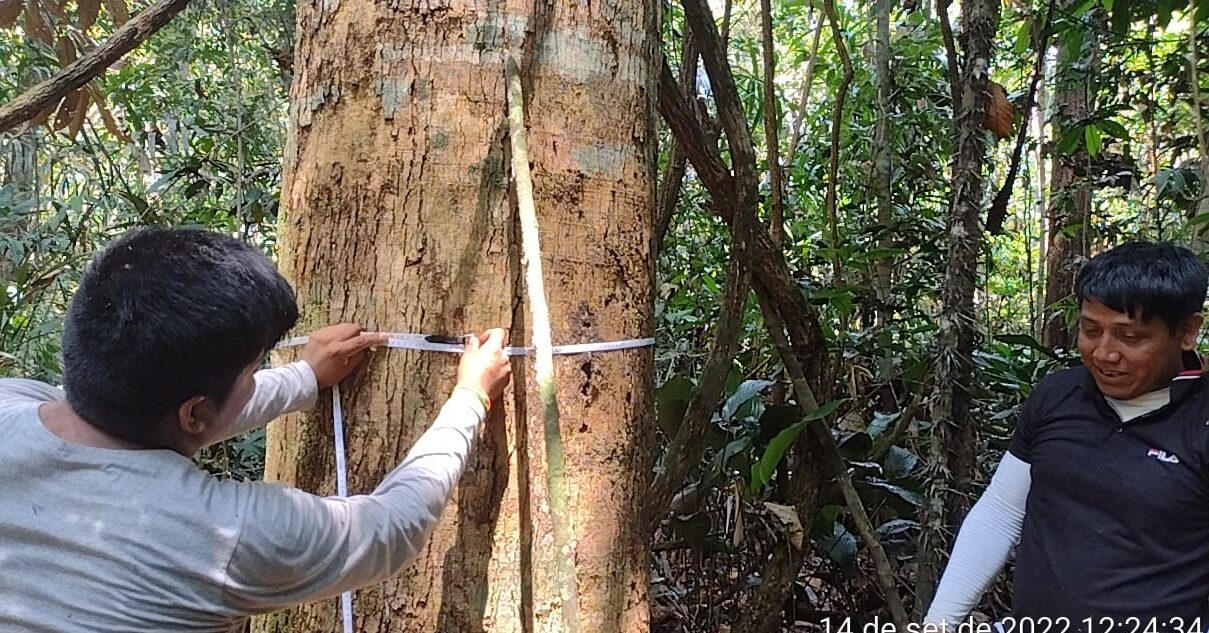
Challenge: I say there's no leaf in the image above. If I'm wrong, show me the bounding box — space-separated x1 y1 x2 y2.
76 0 97 28
24 0 54 45
722 379 773 421
865 480 924 506
750 421 807 493
102 0 126 24
88 83 130 142
763 502 805 550
41 0 65 21
868 410 899 438
814 521 858 574
875 518 919 539
1056 125 1086 155
802 398 843 423
23 100 58 131
1084 124 1103 157
655 375 694 436
994 333 1059 359
67 87 90 137
1013 17 1031 56
54 35 75 65
0 0 22 27
1097 119 1129 140
883 445 919 479
53 88 84 131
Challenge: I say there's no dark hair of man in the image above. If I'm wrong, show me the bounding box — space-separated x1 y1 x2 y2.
1075 240 1208 333
61 227 299 446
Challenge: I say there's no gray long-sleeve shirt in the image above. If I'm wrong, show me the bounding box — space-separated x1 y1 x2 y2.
0 362 485 632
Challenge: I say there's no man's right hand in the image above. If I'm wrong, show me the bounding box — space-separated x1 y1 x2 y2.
456 329 512 404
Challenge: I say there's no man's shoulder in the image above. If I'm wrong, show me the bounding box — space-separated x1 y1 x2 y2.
0 378 64 406
1032 365 1088 398
1020 365 1088 420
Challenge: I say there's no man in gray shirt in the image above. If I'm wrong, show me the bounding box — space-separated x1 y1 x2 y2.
0 227 512 632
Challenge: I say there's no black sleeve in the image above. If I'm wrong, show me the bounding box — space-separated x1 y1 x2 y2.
1007 382 1048 464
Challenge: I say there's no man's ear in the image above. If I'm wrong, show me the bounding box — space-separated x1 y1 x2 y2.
177 395 218 437
1180 313 1205 350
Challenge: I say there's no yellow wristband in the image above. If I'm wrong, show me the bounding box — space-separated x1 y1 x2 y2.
455 384 491 412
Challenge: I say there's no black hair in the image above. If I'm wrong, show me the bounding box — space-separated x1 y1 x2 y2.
61 227 299 445
1075 240 1208 333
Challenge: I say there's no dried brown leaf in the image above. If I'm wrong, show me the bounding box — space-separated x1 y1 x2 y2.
76 0 97 29
53 88 83 130
0 0 22 27
763 502 805 550
41 0 65 22
25 97 61 131
67 87 90 137
54 34 75 65
88 83 129 142
101 0 125 24
24 0 53 45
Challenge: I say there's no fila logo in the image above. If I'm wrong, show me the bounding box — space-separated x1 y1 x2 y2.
1147 448 1181 464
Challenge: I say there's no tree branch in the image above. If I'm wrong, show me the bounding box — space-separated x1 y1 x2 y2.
0 0 193 133
822 0 853 281
655 27 700 253
937 0 961 114
505 57 582 633
760 0 785 246
786 11 823 162
987 0 1057 235
646 256 748 527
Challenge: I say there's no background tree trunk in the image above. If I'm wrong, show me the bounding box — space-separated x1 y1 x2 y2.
1042 7 1099 351
914 0 1000 617
256 0 658 629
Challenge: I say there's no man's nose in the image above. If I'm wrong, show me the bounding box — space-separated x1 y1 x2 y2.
1093 343 1121 363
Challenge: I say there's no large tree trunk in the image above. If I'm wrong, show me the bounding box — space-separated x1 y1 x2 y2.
257 0 658 629
1042 7 1098 351
914 0 1000 617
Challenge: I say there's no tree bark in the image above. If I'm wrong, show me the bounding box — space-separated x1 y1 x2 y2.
872 0 894 321
759 0 785 246
256 0 658 629
1042 5 1099 351
0 0 192 133
914 0 1000 618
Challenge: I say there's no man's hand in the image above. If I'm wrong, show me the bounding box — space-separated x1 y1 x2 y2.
301 324 389 389
456 329 512 404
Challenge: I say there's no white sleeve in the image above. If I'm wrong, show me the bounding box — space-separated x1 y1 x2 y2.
209 361 318 445
924 452 1031 627
221 389 486 611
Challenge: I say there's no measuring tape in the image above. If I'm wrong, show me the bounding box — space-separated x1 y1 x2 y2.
275 331 653 632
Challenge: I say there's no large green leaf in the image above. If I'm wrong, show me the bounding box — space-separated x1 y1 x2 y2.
722 379 774 421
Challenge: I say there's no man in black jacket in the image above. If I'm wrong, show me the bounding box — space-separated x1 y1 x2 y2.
925 241 1209 633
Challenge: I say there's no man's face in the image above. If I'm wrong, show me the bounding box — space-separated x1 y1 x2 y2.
1077 299 1202 400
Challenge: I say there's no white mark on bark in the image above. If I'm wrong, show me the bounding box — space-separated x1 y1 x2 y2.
570 142 630 178
373 78 410 120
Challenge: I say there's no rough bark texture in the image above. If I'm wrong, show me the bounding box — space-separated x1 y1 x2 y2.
914 0 1000 617
256 0 658 629
872 0 893 321
1042 7 1098 351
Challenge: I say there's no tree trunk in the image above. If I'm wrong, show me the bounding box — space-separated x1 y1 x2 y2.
871 0 895 415
914 0 1000 617
872 0 893 313
1042 7 1098 351
256 0 658 629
